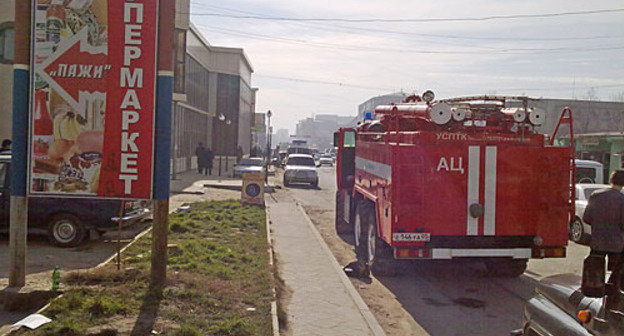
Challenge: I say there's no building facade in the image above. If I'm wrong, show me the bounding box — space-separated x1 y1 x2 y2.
295 114 353 151
170 23 255 174
357 92 408 122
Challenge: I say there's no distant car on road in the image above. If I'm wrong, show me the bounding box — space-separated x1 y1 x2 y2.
0 154 150 247
570 184 623 245
233 157 265 178
513 273 624 336
283 154 319 187
319 154 333 166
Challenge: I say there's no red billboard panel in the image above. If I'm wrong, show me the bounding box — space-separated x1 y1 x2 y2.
30 0 158 199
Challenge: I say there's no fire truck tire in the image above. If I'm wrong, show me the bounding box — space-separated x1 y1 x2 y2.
335 191 353 234
484 258 528 278
569 218 590 245
355 201 397 276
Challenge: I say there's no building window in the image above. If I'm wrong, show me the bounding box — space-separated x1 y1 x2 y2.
0 26 14 63
173 29 186 94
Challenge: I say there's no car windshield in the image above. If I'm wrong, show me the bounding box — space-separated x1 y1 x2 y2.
287 157 316 166
239 158 263 166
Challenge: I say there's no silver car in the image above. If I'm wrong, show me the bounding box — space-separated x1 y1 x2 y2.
513 273 623 336
283 154 319 187
570 184 622 245
232 157 265 178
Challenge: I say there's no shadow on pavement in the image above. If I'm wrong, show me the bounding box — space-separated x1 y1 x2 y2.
368 259 539 336
0 220 150 279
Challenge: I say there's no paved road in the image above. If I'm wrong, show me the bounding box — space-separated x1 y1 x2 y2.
282 166 589 336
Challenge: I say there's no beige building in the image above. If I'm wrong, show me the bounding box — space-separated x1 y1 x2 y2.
0 0 15 140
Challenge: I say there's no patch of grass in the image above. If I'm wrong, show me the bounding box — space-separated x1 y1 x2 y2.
15 199 273 336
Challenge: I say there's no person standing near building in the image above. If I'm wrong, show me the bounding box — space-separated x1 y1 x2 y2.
0 139 12 154
582 170 624 306
195 142 206 174
205 146 214 175
237 146 244 163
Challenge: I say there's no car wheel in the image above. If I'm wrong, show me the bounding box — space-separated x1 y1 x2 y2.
335 191 353 234
484 258 528 277
48 213 86 248
283 178 290 187
570 218 590 245
311 179 319 188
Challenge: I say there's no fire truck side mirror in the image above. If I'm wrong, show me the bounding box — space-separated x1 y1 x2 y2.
333 131 340 147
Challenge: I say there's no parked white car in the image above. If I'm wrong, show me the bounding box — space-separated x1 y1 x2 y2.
232 157 265 178
570 183 623 244
283 154 319 187
319 154 334 166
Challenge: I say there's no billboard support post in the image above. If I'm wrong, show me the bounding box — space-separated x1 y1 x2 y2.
150 0 175 289
9 0 31 288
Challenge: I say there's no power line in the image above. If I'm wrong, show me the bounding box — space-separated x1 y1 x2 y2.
254 74 396 91
254 73 624 93
191 3 624 43
187 8 624 23
197 24 624 54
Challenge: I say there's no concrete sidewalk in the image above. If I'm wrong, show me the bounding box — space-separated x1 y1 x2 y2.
268 194 385 336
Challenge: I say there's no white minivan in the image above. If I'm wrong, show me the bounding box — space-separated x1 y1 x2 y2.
575 159 603 184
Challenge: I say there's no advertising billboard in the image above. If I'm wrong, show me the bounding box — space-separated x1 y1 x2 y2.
29 0 158 199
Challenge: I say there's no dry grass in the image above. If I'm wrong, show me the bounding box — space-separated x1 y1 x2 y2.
12 200 273 336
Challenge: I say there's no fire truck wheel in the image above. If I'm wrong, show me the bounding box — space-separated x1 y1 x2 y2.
354 201 373 268
484 258 528 278
355 201 394 275
569 218 590 245
335 191 353 234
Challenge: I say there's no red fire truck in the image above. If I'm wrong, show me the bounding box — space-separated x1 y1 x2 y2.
335 93 575 277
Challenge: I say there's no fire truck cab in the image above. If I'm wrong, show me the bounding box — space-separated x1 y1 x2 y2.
335 93 574 277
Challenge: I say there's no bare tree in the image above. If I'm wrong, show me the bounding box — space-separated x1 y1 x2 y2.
583 88 599 101
608 91 624 102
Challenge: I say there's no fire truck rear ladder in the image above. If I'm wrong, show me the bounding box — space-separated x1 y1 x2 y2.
550 107 575 221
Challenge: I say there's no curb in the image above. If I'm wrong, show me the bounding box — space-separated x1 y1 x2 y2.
265 208 281 336
293 200 387 336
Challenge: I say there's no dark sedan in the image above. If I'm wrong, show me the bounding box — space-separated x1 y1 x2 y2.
0 155 150 247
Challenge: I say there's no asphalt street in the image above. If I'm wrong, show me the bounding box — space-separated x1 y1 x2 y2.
283 166 590 336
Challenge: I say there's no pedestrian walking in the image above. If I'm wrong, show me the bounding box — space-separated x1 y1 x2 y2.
205 146 214 175
0 139 11 154
195 143 206 174
237 146 243 163
582 170 624 306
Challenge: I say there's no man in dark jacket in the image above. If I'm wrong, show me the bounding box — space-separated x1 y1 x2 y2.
583 170 624 298
195 143 206 174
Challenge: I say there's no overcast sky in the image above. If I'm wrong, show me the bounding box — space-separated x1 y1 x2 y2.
190 0 624 133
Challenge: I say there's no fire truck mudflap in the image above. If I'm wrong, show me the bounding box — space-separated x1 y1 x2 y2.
335 93 574 277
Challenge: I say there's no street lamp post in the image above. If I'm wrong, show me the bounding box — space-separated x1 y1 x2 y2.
265 110 272 183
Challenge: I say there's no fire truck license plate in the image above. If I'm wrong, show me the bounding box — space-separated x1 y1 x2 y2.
393 233 431 242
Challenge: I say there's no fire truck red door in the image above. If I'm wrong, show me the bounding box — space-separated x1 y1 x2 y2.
495 146 570 243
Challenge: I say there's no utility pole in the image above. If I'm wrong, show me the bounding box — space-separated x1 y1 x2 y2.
9 0 31 288
265 110 272 184
151 0 176 289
